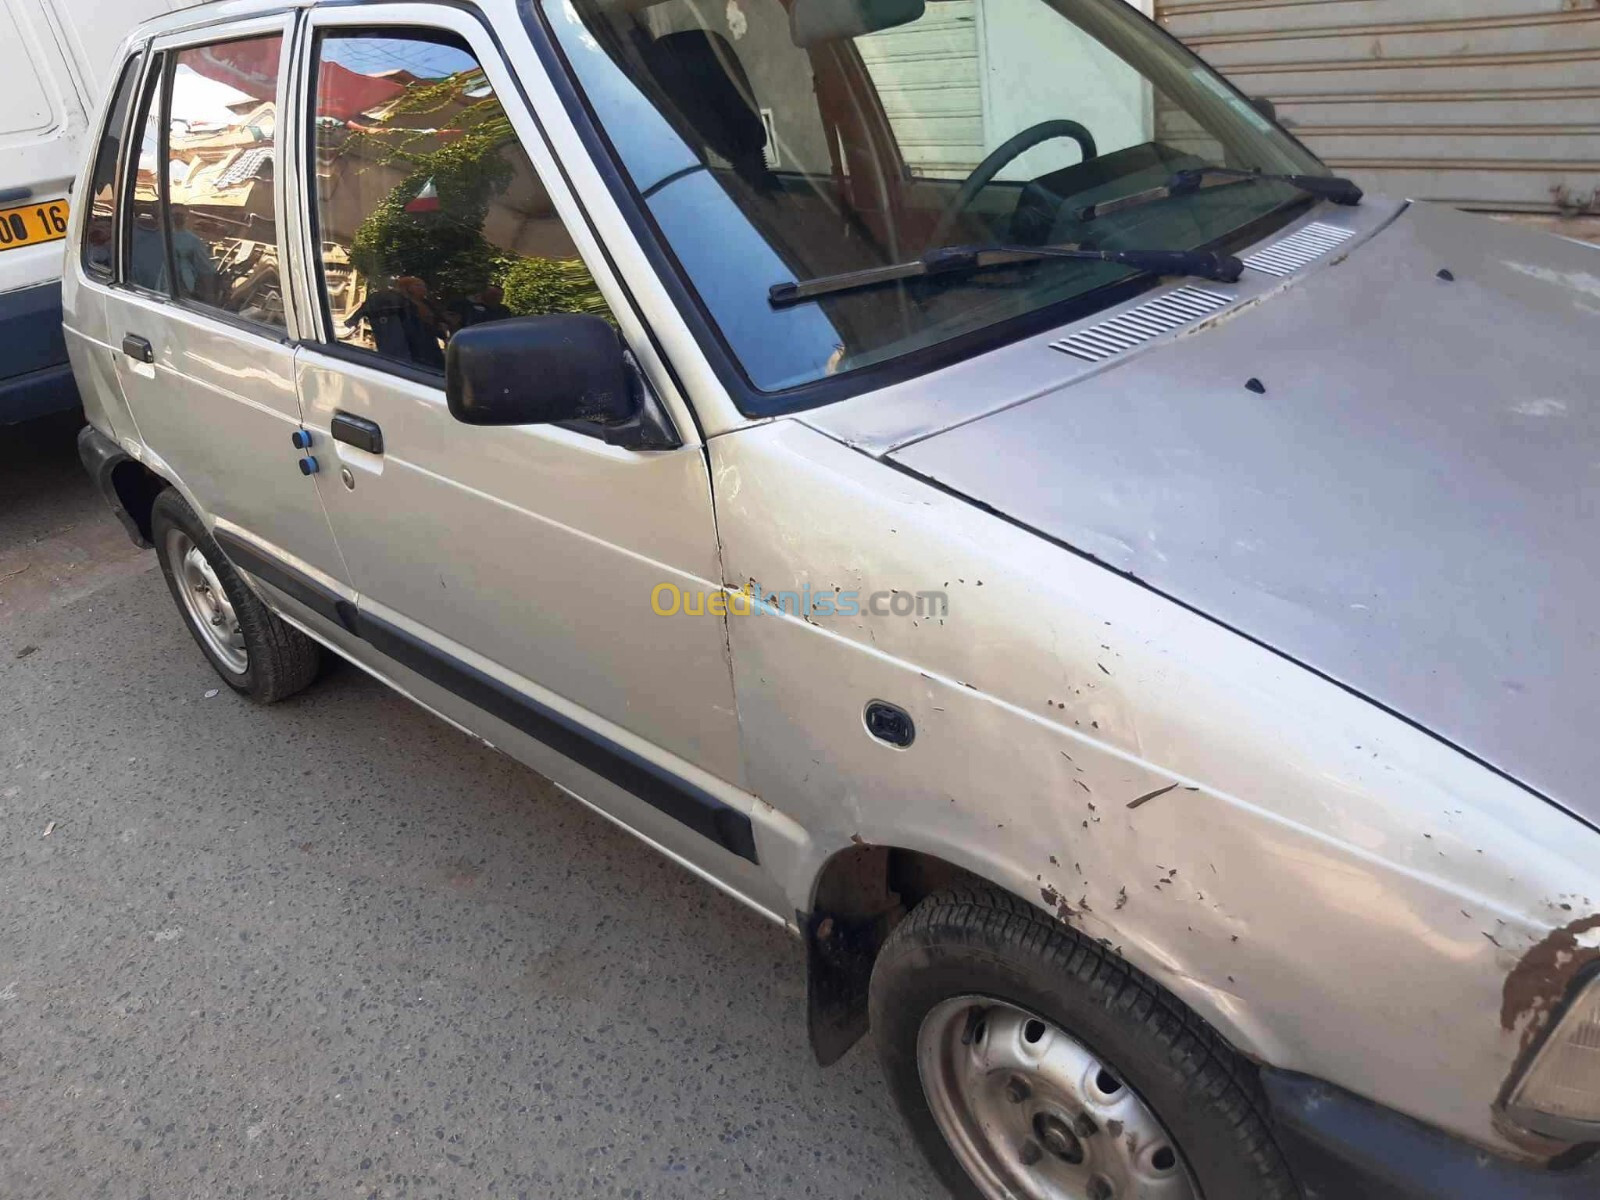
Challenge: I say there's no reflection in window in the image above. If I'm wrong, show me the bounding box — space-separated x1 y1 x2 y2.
165 36 286 328
311 31 609 372
82 55 142 279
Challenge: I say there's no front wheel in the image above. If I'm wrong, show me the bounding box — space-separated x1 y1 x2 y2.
870 886 1299 1200
151 489 321 703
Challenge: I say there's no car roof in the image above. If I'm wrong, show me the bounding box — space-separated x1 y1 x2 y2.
131 0 500 42
134 0 306 41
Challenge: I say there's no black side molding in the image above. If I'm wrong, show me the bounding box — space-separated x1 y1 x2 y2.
214 530 355 633
210 531 758 863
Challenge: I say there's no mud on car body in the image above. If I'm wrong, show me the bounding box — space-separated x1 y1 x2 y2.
66 0 1600 1196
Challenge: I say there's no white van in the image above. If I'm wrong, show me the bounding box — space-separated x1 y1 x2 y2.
0 0 180 423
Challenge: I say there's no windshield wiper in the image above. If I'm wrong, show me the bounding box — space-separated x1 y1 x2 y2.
1078 168 1363 222
767 243 1244 308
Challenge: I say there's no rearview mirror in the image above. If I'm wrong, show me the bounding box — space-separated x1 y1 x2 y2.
446 315 635 427
790 0 925 47
1251 96 1278 123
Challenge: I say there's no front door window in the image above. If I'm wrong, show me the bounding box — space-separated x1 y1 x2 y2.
308 31 614 375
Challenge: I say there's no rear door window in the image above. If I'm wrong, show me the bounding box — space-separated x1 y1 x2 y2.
82 53 144 280
164 36 287 329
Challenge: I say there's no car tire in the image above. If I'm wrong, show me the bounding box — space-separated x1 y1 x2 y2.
151 489 321 703
870 884 1299 1200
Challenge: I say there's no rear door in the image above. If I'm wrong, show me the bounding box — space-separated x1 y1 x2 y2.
102 19 351 599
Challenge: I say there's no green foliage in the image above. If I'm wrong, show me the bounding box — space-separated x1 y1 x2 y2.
500 256 609 319
333 67 610 321
343 71 516 296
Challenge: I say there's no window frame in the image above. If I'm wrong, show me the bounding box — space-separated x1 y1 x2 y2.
80 50 146 284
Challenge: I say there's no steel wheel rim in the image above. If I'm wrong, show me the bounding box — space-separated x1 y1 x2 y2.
917 996 1199 1200
165 528 247 675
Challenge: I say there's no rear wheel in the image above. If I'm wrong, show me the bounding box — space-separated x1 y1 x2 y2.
870 885 1299 1200
151 489 321 703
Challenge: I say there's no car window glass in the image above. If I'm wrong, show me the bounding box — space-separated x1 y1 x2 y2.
165 36 286 329
82 53 143 279
126 58 168 293
310 30 611 373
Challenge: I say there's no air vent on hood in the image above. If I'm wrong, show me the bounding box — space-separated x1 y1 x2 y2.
1242 221 1354 277
1050 286 1234 363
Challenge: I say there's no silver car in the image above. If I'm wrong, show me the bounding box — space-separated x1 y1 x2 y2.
65 0 1600 1196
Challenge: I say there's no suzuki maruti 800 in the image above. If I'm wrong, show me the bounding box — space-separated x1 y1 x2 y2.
66 0 1600 1195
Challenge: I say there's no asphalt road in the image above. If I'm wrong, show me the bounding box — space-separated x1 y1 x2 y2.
0 414 941 1199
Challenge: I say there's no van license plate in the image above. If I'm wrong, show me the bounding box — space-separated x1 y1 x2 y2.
0 200 69 251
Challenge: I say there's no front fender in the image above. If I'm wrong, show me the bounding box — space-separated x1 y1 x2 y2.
712 419 1600 1159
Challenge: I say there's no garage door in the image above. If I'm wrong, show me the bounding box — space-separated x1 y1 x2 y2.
1155 0 1600 213
858 0 983 178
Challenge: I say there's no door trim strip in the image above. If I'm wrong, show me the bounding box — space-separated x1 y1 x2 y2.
212 530 759 863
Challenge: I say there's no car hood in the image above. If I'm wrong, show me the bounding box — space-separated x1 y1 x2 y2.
882 202 1600 819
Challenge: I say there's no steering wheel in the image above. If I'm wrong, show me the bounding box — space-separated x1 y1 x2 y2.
925 119 1098 251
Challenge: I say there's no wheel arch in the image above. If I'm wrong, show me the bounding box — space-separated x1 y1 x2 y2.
801 839 1283 1074
110 457 169 545
76 423 172 548
803 842 1005 1066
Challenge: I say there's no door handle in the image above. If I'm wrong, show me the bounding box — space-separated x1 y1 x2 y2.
121 334 154 364
331 412 383 455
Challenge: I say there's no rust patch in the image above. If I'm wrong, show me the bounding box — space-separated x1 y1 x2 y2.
1040 885 1080 923
1501 913 1600 1052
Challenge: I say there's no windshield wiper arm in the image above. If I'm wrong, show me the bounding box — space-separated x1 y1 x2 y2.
768 243 1244 308
1078 168 1363 222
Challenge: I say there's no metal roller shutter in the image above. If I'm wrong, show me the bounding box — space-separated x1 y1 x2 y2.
1154 0 1600 214
858 0 984 178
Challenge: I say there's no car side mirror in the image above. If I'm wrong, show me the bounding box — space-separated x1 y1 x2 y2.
447 315 635 427
1251 96 1278 123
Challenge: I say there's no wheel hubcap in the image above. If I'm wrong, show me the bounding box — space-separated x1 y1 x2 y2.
165 529 247 675
917 997 1199 1200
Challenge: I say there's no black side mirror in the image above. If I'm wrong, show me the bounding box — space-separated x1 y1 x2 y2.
447 315 635 427
1251 96 1278 123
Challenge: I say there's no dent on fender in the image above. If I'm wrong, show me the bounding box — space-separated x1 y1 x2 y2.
713 419 1600 1155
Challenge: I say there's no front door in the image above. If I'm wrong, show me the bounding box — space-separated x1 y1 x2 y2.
287 8 760 890
105 23 349 595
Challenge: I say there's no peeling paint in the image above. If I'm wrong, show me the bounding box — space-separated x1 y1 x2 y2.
1501 913 1600 1051
1126 782 1179 811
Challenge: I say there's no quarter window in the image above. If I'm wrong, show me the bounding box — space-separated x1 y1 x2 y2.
125 57 167 293
309 30 610 373
164 36 287 329
82 53 143 280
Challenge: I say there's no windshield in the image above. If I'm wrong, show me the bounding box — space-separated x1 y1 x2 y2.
537 0 1326 407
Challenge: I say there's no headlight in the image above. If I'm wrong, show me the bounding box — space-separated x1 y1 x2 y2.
1506 968 1600 1140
